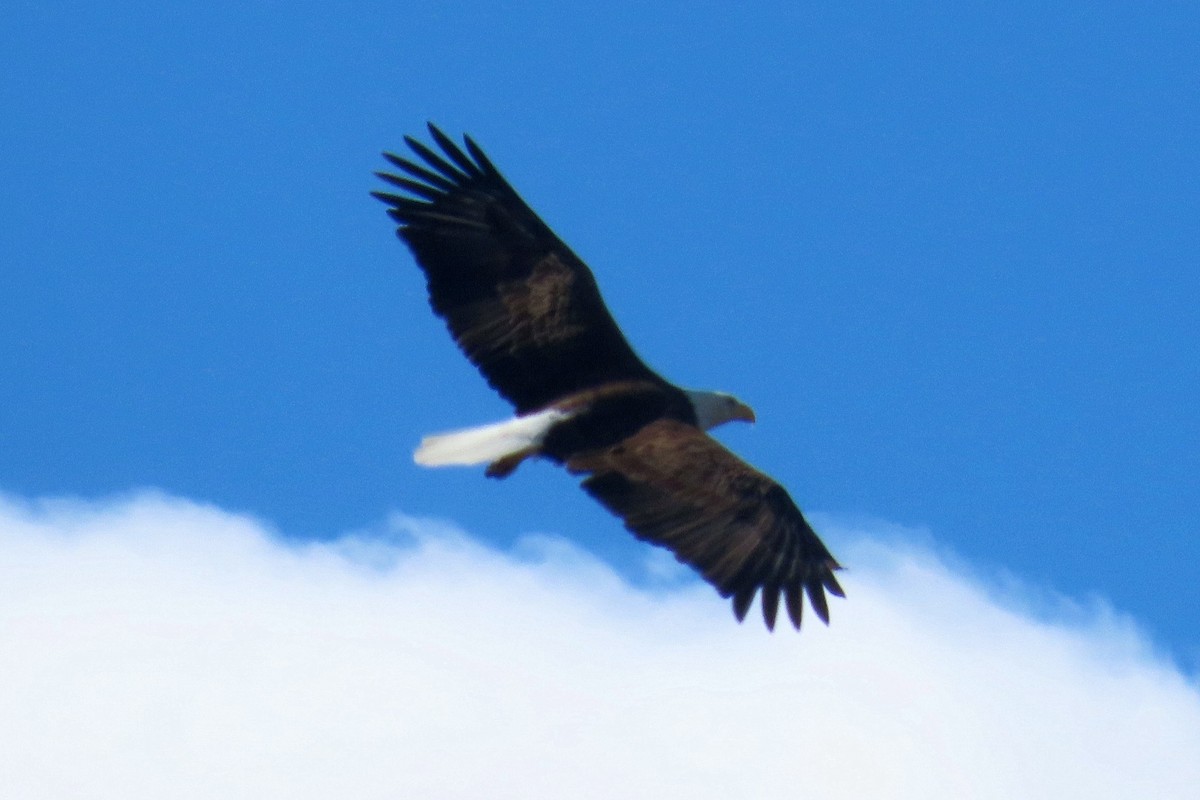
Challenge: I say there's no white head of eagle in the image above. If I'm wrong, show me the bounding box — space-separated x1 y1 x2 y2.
684 390 756 431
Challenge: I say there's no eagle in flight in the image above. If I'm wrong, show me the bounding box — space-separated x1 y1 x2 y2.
372 125 843 630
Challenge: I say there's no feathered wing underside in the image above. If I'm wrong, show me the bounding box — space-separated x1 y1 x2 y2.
568 420 844 630
372 124 664 414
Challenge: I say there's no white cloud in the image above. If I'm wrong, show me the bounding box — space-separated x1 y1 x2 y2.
1 490 1197 799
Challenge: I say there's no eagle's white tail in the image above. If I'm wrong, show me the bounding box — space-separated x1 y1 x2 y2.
414 408 571 467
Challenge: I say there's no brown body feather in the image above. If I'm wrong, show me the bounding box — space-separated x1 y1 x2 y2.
373 124 843 630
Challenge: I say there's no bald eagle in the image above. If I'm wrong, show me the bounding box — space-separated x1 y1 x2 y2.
372 125 843 630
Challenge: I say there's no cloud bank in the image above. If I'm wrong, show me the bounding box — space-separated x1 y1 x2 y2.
1 491 1197 799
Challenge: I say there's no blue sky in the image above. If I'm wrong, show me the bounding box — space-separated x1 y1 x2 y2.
2 0 1197 676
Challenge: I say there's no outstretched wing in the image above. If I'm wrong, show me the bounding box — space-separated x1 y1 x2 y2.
568 420 844 630
372 124 665 414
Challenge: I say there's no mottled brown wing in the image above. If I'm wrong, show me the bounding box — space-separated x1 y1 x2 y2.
569 419 844 630
372 124 664 414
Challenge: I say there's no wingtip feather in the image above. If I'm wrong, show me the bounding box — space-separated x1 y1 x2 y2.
464 135 501 178
807 578 831 625
823 568 846 599
731 587 757 623
785 586 804 630
760 585 781 631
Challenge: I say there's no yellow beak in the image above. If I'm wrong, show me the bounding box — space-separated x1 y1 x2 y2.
732 401 757 424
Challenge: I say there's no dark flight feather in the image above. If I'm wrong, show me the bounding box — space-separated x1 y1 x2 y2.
373 123 667 414
568 420 842 630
